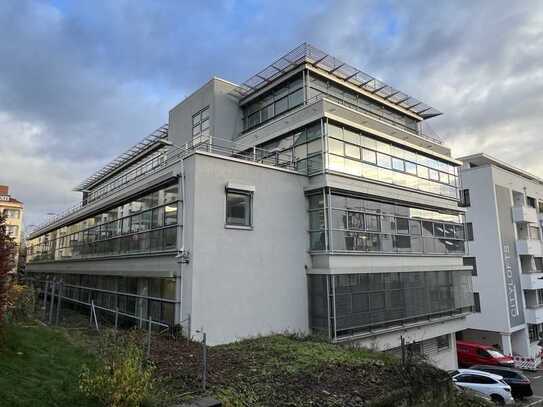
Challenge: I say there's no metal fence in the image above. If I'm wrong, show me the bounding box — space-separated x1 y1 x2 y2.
29 277 178 330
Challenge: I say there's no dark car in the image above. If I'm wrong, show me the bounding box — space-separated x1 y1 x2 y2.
470 365 533 399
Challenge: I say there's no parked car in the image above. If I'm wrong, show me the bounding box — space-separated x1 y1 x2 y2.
470 365 533 399
457 340 515 367
450 369 514 405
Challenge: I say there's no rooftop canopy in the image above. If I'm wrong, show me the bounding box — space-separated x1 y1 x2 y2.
74 124 169 192
236 43 442 119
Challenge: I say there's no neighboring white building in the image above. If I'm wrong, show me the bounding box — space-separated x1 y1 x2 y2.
458 153 543 362
27 43 473 370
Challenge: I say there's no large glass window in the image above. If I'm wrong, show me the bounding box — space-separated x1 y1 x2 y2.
308 190 465 255
307 71 419 133
242 74 305 131
325 121 458 199
27 184 179 263
309 270 473 339
255 121 323 175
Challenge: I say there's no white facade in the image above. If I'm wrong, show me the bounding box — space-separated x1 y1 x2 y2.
459 153 543 359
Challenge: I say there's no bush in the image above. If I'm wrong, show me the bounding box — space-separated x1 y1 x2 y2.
79 331 155 407
5 282 34 322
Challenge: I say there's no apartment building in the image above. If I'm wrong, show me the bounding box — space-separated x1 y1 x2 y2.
26 44 472 369
1 185 24 273
458 153 543 363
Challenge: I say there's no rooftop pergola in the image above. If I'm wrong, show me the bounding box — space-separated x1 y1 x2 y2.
74 124 169 192
236 43 442 119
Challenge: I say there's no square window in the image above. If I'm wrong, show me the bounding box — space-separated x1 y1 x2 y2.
377 153 392 169
392 157 404 172
405 161 417 175
362 149 377 164
226 190 252 227
345 144 360 159
417 166 429 179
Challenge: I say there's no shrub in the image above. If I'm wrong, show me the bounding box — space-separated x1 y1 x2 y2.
5 282 34 322
79 331 155 407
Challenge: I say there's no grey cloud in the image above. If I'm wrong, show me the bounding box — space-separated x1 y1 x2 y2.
1 0 543 229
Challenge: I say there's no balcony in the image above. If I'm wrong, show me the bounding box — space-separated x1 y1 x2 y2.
516 240 543 257
525 305 543 325
521 272 543 290
512 206 539 223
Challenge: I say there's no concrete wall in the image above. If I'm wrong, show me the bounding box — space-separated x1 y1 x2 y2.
353 317 466 370
183 152 310 345
169 77 242 148
461 162 543 357
462 165 511 332
27 253 179 278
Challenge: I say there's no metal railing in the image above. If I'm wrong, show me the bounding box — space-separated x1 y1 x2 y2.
241 93 443 146
30 276 178 329
311 94 443 145
29 137 300 237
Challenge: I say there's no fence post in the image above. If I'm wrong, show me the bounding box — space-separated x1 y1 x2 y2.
42 278 50 319
147 316 152 359
114 307 119 333
187 314 191 345
90 300 99 331
48 278 56 325
401 336 406 366
55 281 63 325
202 332 207 391
89 296 93 326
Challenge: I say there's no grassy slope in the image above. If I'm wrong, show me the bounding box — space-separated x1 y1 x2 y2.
0 323 100 407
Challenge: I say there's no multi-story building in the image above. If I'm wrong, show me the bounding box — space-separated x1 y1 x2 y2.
458 153 543 363
26 44 472 369
0 185 24 273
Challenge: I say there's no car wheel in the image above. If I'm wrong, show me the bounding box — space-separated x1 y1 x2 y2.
490 394 505 406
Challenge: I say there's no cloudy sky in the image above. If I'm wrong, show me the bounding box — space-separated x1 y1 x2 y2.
1 0 542 229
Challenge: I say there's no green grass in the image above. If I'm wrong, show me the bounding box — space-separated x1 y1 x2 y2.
215 334 393 373
0 323 100 407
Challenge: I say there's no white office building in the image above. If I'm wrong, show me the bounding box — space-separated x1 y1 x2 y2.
27 44 473 369
459 153 543 365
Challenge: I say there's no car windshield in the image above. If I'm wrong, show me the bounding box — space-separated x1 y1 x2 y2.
487 349 506 358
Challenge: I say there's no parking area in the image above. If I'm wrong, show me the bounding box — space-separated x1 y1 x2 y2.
517 371 543 406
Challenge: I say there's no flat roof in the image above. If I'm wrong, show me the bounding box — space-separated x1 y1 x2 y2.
74 124 168 191
458 152 543 185
236 42 442 119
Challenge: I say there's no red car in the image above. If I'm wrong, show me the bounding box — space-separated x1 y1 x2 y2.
457 340 515 367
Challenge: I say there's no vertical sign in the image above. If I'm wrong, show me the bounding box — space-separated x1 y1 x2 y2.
496 185 525 326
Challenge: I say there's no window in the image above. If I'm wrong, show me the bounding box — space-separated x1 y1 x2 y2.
473 292 481 312
460 189 471 207
405 161 417 175
6 225 18 238
192 106 210 143
226 190 252 227
529 226 541 240
529 324 542 342
466 223 474 241
463 257 477 276
3 209 19 219
436 334 450 351
362 149 376 164
527 196 536 208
